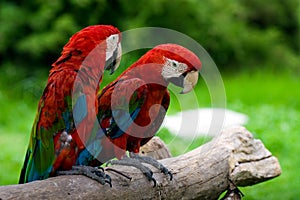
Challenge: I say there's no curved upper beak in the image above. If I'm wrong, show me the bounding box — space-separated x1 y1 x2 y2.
105 43 122 74
167 70 199 94
180 71 199 94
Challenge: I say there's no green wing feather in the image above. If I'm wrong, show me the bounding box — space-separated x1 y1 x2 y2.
19 71 78 183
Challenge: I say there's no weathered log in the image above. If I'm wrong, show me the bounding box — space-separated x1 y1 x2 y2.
0 126 281 200
139 136 172 159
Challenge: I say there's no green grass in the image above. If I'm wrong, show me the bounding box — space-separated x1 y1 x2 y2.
0 66 299 199
223 71 300 199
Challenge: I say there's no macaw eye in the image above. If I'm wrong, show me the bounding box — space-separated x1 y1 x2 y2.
172 61 178 68
107 34 119 44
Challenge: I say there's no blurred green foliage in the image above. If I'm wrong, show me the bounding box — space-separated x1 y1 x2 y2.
0 0 299 73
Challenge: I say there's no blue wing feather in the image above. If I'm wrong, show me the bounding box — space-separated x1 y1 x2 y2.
26 140 53 182
73 94 87 125
76 128 106 165
109 108 141 139
98 78 147 140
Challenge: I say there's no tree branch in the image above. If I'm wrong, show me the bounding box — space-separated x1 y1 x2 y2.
0 126 281 200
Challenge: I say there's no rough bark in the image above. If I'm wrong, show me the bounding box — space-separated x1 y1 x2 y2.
0 126 281 200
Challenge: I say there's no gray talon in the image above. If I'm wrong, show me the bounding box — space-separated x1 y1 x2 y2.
107 153 172 187
56 165 112 187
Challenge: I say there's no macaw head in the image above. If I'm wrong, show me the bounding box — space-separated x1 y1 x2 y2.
142 44 202 94
53 25 122 74
159 44 201 93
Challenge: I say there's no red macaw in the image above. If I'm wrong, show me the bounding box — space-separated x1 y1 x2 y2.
91 43 202 184
19 25 122 184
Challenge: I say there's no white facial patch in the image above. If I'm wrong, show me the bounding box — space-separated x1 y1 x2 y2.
161 57 188 79
106 34 119 61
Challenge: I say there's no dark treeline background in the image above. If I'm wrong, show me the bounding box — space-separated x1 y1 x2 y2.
0 0 299 74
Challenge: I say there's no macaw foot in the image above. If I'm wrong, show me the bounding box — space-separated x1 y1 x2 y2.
220 178 244 200
56 166 112 187
107 153 172 187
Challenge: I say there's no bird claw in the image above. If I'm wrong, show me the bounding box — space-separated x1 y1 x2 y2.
105 167 132 180
150 176 157 187
108 154 172 187
130 153 173 181
56 165 112 187
161 167 173 181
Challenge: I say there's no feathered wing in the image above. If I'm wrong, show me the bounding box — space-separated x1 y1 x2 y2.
99 78 147 138
140 90 170 146
75 78 148 165
19 71 89 183
18 101 52 183
82 79 169 165
20 75 94 183
81 78 148 161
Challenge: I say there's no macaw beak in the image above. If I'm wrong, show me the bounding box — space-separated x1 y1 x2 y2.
105 43 122 74
180 71 198 94
167 70 199 94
